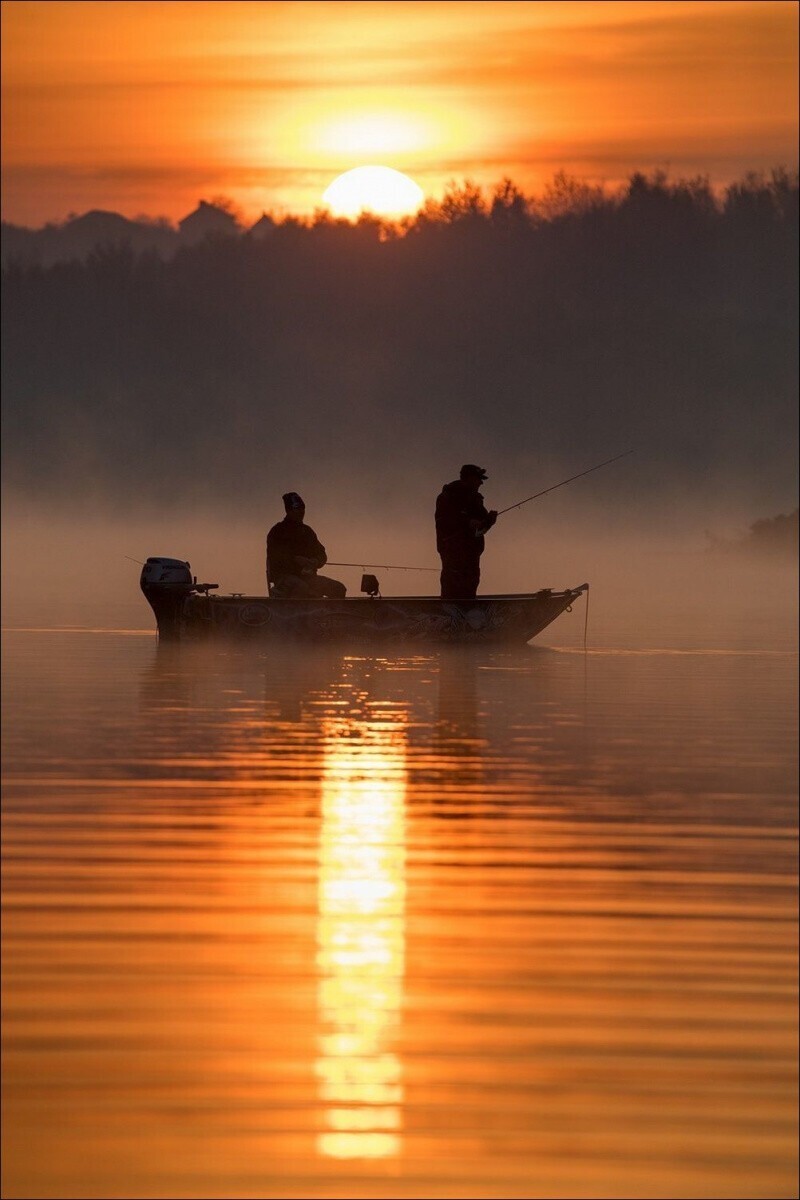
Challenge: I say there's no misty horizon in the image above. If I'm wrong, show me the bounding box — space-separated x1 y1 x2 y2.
3 167 797 540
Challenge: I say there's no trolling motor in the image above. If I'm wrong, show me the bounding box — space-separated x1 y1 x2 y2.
140 557 218 639
360 573 381 598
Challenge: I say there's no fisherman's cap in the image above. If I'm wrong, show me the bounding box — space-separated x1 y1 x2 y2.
282 491 305 511
460 464 488 482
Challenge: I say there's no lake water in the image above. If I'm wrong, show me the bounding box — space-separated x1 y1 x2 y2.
2 562 798 1199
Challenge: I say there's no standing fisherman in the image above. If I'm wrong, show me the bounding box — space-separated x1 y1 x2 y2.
435 465 498 599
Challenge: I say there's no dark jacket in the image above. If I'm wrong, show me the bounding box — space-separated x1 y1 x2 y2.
266 519 327 586
435 480 493 558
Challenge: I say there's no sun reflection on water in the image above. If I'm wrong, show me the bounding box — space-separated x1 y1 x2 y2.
315 717 407 1160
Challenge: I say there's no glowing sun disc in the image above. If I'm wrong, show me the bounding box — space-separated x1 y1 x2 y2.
323 166 424 219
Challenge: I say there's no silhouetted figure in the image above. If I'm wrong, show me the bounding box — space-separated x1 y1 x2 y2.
435 465 498 599
266 493 347 598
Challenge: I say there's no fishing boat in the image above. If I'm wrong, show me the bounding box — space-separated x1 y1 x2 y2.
141 558 588 645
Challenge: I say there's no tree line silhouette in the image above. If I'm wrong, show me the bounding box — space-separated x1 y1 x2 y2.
2 169 797 522
706 508 798 557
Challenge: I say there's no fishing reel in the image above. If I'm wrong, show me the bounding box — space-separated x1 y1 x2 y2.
360 573 381 598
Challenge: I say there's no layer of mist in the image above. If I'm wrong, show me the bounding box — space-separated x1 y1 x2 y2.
3 505 797 658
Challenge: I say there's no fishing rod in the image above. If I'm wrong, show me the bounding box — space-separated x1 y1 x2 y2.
495 450 634 517
328 561 438 571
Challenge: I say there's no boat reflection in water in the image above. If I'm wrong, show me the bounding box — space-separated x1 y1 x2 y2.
316 716 408 1161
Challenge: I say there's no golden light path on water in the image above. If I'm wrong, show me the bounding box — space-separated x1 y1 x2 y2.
316 716 407 1160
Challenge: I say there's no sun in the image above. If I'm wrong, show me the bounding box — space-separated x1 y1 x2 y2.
322 166 424 220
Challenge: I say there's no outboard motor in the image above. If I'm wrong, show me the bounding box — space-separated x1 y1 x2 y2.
140 557 194 639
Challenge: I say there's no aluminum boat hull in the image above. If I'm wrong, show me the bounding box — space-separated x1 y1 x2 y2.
142 585 588 644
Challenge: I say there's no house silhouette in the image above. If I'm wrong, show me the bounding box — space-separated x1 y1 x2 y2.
178 201 239 243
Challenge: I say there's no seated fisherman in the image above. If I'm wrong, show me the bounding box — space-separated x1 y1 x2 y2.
266 492 347 598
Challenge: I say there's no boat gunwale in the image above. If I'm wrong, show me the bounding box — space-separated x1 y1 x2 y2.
194 588 587 605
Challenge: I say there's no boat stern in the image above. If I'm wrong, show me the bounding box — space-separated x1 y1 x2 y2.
140 557 194 639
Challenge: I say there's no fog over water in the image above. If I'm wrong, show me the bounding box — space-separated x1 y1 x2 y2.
2 503 796 660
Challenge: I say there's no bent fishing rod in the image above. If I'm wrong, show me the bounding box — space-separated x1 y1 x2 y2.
495 449 634 517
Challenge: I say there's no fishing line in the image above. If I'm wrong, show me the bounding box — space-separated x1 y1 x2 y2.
583 584 590 652
327 561 438 571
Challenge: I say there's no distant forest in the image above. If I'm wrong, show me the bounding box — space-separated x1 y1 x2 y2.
2 170 798 522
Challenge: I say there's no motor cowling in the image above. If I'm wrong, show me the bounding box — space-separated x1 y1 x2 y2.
140 557 193 590
140 557 194 639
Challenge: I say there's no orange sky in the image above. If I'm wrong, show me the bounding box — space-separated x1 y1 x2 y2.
2 0 797 226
